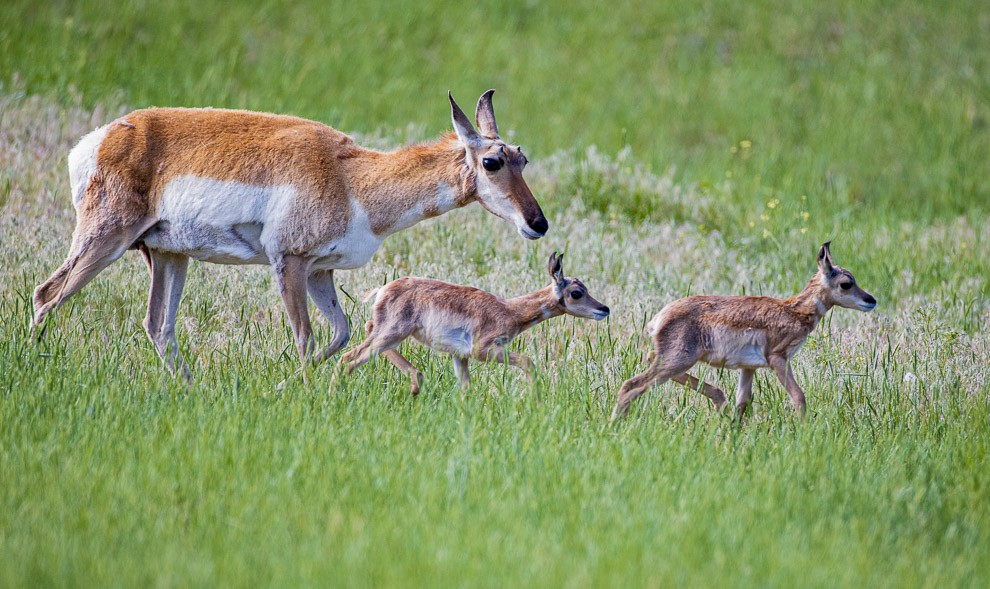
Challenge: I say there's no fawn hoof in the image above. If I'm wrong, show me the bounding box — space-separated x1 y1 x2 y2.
410 372 424 396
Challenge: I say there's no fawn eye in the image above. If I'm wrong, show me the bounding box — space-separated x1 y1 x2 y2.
840 282 853 290
570 291 584 300
482 158 503 172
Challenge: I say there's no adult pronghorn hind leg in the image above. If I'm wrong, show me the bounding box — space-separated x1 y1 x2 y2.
307 269 351 367
33 214 158 332
143 248 192 380
671 373 728 410
272 255 315 382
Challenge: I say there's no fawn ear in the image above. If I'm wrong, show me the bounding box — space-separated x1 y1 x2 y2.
548 252 565 287
818 241 834 275
449 91 484 151
475 89 500 140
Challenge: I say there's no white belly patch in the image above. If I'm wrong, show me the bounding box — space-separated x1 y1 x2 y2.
703 326 768 369
141 175 293 264
413 310 475 357
142 177 385 269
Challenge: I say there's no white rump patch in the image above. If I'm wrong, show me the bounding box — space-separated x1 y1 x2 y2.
67 123 111 207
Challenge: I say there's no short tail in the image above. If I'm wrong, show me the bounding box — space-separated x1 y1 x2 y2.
362 287 380 303
645 303 668 337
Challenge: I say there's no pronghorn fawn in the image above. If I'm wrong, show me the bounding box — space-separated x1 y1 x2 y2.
613 242 877 420
32 90 547 380
341 252 610 394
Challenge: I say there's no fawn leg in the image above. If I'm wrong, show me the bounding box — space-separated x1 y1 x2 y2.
671 373 727 409
769 356 806 418
381 349 424 395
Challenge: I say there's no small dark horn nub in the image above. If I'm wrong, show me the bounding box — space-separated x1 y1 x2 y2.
548 251 565 285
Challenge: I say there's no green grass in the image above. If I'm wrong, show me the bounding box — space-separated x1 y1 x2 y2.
1 0 989 586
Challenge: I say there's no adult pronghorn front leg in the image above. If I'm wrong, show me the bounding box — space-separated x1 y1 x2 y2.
307 269 351 367
273 255 315 378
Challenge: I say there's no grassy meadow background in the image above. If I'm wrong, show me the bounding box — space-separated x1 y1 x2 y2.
1 0 989 586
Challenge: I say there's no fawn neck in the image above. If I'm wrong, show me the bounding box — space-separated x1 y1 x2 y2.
785 276 833 331
505 286 564 333
345 134 478 236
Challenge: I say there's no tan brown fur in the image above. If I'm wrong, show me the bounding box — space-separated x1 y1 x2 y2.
341 253 609 395
613 242 877 420
33 91 547 380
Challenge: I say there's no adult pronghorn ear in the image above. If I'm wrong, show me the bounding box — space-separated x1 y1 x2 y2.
818 241 834 275
449 91 484 150
548 252 565 287
475 89 500 140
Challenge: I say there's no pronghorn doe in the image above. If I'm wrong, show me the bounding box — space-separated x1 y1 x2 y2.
341 253 610 394
612 242 876 420
32 90 547 379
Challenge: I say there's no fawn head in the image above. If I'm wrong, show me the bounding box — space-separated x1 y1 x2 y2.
548 252 610 320
449 90 548 240
817 241 877 312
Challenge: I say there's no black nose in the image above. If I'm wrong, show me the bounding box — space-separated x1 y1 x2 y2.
530 216 548 236
600 306 610 314
863 294 877 305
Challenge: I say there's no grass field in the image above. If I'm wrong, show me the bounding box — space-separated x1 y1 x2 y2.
1 0 989 587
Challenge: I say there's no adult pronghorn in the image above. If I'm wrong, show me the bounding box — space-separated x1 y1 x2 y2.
33 90 548 378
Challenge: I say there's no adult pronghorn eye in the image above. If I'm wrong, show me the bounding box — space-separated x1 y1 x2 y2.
482 158 503 172
840 282 853 290
570 291 584 300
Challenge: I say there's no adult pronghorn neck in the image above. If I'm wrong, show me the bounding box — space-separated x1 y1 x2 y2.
344 133 477 237
784 276 832 330
504 286 564 333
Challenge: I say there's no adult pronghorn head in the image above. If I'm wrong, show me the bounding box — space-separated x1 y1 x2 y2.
449 90 548 240
816 241 877 312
